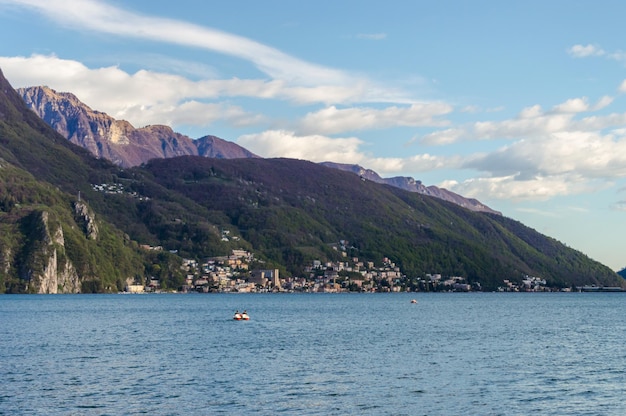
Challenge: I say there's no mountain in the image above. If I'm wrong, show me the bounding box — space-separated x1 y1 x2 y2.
130 155 622 290
19 86 500 214
320 162 501 215
18 86 258 167
2 69 623 292
0 70 184 293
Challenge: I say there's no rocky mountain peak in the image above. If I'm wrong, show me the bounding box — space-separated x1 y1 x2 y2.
17 86 258 167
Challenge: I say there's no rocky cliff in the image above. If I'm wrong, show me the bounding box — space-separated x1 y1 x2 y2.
73 200 99 240
18 86 258 167
21 210 80 294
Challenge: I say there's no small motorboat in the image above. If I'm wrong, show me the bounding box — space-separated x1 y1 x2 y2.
241 311 250 320
410 299 417 304
233 311 243 320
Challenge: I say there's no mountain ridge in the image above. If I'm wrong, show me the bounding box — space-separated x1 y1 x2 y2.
320 162 501 215
19 85 498 214
18 86 258 167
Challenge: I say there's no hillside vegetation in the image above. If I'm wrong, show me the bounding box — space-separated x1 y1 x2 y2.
0 70 181 293
119 156 620 290
0 68 622 292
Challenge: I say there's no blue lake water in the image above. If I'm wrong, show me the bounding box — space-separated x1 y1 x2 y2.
1 292 626 415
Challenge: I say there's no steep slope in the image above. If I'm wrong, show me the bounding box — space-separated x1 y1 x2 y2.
18 86 258 167
0 69 181 293
321 162 500 215
131 156 622 290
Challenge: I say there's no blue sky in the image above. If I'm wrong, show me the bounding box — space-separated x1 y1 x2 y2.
1 0 625 270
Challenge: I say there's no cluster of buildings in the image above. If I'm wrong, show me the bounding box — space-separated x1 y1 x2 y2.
292 256 406 292
126 241 483 293
179 249 265 293
498 276 552 292
172 252 411 293
91 182 149 201
420 274 476 292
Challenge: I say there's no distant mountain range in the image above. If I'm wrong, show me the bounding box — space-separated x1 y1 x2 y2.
320 162 501 215
2 69 622 293
18 86 499 214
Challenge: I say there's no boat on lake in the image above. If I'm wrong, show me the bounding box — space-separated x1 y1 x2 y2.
233 310 249 320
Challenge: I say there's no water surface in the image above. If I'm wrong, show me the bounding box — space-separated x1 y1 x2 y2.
1 293 625 415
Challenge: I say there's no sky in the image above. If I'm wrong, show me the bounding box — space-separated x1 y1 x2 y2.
0 0 625 271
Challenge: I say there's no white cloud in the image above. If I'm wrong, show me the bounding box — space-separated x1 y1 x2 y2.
444 174 591 202
1 0 349 86
470 113 573 140
419 94 625 146
1 0 416 106
552 97 589 113
460 105 480 113
0 54 415 129
121 101 265 130
465 131 626 179
0 54 268 130
518 104 543 119
414 90 626 200
567 44 605 58
236 130 452 176
608 50 626 63
592 95 614 110
447 129 626 201
236 130 366 163
282 84 370 105
568 43 626 66
297 103 452 135
420 128 464 145
366 153 452 175
0 50 414 116
549 96 612 113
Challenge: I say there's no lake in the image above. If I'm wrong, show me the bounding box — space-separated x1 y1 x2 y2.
1 292 625 415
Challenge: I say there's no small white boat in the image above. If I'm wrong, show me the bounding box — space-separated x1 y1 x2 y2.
410 299 417 304
233 311 243 320
241 311 250 320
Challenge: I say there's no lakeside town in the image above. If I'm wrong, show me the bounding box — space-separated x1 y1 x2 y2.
126 241 600 294
90 184 623 295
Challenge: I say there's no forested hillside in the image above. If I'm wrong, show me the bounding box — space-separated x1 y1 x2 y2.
0 68 622 292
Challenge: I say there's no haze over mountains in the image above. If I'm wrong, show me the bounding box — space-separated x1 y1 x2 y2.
1 69 622 293
18 86 499 214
